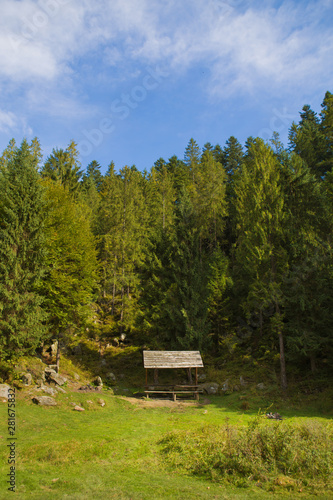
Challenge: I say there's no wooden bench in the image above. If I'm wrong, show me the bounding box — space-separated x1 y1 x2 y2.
144 384 202 401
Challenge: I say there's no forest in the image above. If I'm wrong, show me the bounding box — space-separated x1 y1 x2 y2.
0 90 333 390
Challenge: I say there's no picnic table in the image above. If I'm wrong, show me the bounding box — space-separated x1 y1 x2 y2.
143 351 204 401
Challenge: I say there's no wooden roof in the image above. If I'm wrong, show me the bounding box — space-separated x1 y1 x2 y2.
143 351 204 369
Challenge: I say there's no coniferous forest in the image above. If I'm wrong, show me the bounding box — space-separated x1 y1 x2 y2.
1 91 333 390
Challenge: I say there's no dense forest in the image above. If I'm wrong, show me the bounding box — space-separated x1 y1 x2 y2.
1 91 333 390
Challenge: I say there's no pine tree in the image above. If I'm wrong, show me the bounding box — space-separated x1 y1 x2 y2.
164 189 210 350
184 138 201 184
0 139 47 364
40 180 99 370
193 149 228 251
233 139 288 389
41 140 82 193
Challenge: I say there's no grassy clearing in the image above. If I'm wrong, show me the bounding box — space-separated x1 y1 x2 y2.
0 385 332 499
1 350 332 499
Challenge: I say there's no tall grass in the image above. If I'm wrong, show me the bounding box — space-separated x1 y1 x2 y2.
159 416 333 492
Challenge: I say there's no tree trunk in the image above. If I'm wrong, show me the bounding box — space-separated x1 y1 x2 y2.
275 302 287 390
310 354 316 373
55 339 61 373
279 331 287 390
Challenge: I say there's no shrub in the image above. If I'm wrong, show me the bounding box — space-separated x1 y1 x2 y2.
159 417 333 492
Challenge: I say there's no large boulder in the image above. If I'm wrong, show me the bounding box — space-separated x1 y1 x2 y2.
200 382 220 395
32 396 57 406
0 384 10 401
45 369 67 386
92 376 103 387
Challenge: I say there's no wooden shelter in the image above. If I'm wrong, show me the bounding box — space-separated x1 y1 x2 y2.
143 351 204 400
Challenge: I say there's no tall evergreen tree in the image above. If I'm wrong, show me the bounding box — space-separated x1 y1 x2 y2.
40 180 99 370
0 139 47 365
41 140 82 193
233 139 288 389
184 138 201 184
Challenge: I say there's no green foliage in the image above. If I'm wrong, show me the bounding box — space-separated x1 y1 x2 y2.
0 139 47 363
160 418 333 491
41 140 82 193
40 181 99 341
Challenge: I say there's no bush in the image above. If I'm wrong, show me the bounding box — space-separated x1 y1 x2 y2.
159 417 333 492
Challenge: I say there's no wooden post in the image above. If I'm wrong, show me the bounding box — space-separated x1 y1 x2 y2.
145 369 148 386
195 367 198 385
154 369 159 385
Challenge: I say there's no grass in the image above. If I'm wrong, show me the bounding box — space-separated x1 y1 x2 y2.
0 351 332 499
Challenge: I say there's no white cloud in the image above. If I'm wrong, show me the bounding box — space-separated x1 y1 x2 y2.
0 110 17 132
0 0 332 133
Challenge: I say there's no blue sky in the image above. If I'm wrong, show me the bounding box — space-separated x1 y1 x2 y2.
0 0 332 174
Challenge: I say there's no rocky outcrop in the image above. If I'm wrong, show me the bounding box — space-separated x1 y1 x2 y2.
39 385 57 396
0 384 10 401
92 376 103 387
45 368 67 386
21 373 33 385
200 382 220 395
32 396 57 406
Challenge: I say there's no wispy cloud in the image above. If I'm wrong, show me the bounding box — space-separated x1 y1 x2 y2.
0 0 332 154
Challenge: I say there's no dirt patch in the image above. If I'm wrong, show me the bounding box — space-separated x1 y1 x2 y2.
119 396 211 408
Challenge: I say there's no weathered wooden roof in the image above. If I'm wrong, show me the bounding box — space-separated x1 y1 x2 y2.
143 351 204 369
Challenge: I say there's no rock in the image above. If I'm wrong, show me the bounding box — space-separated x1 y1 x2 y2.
32 396 57 406
266 412 282 420
0 384 10 400
92 376 103 387
73 373 80 381
120 333 126 342
56 387 66 394
40 385 57 396
46 371 67 386
200 382 220 395
257 383 265 390
87 400 93 404
233 385 240 392
45 368 57 376
198 374 207 382
112 337 119 347
79 384 102 392
22 373 33 385
106 372 116 382
221 380 230 392
240 376 247 387
97 399 105 407
73 405 84 411
47 341 58 357
48 364 58 371
100 359 107 367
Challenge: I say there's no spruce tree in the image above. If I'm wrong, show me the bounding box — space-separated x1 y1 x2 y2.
0 139 47 364
41 140 82 193
40 180 99 370
233 139 288 389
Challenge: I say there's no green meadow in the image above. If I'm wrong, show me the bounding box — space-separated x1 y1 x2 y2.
0 374 332 500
